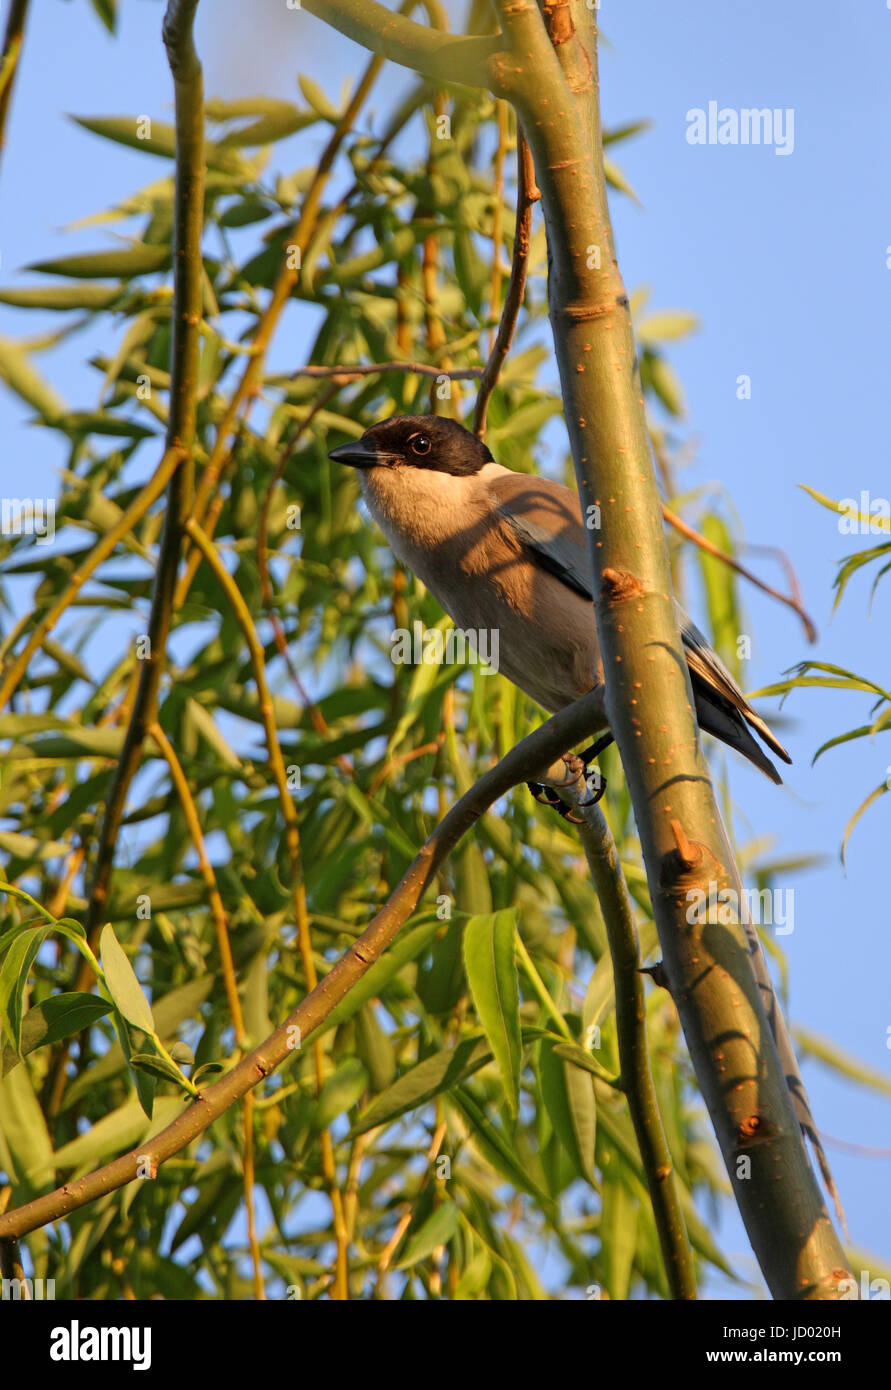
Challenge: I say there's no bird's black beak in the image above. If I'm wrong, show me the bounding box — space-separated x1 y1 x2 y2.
328 439 397 470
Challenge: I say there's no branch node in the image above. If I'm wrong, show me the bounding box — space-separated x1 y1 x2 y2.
736 1113 774 1146
668 818 703 872
600 567 644 603
640 960 670 991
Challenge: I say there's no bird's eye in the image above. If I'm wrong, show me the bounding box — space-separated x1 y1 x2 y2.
410 434 431 456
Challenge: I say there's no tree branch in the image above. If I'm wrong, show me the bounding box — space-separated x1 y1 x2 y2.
40 0 206 1117
291 360 482 382
539 755 697 1300
473 129 539 436
301 0 502 88
491 0 850 1298
78 0 205 946
0 688 606 1241
662 503 818 645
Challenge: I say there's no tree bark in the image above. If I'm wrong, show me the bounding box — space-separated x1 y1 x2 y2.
490 0 850 1298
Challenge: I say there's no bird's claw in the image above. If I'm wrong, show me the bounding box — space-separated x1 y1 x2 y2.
527 763 606 822
527 781 583 822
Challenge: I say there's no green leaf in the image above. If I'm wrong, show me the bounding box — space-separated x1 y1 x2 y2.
0 1064 54 1194
603 119 652 146
99 924 155 1033
312 1057 368 1129
0 923 54 1054
599 1173 638 1298
297 75 342 123
603 156 640 202
129 1051 191 1089
396 1199 460 1269
28 246 172 280
538 1037 597 1186
641 347 685 416
52 1095 181 1172
216 109 317 147
71 116 248 175
799 484 891 534
698 513 740 679
449 1086 552 1207
637 309 699 344
2 993 112 1076
453 228 488 316
320 916 442 1035
794 1026 891 1097
841 781 888 866
192 1062 225 1088
0 335 67 421
350 1035 493 1136
355 1004 396 1092
0 284 122 310
88 0 116 33
72 114 177 159
462 909 522 1117
812 724 876 764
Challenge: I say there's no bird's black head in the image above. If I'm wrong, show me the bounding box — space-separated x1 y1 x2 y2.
328 414 493 476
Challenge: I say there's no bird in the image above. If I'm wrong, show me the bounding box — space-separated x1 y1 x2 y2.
328 413 791 808
330 414 846 1222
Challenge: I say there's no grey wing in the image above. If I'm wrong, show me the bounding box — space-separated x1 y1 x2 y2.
487 470 594 600
486 469 790 779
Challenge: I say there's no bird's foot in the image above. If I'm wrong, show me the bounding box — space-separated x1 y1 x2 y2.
560 752 608 810
528 734 614 822
527 781 585 823
527 757 607 822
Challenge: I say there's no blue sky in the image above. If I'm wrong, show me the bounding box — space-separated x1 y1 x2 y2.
0 0 888 1295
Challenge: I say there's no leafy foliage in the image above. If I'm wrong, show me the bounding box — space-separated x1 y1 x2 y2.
0 10 884 1300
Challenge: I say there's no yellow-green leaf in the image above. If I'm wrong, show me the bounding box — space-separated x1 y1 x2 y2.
463 909 522 1116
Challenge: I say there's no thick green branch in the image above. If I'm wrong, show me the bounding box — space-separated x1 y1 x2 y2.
0 689 605 1241
301 0 502 88
493 0 850 1298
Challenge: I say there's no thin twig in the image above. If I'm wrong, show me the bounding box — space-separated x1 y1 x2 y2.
290 361 482 382
488 100 510 355
473 130 539 436
76 0 205 952
147 722 244 1036
147 719 265 1298
662 503 817 644
41 1 207 1121
183 518 349 1299
368 736 444 795
539 756 696 1300
377 1122 447 1283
